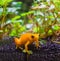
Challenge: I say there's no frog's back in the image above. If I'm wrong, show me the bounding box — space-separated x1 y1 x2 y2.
20 33 33 42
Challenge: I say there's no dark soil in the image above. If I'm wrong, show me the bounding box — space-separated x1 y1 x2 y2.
0 35 60 61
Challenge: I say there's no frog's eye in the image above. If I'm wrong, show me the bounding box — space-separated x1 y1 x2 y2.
31 35 34 38
39 34 40 36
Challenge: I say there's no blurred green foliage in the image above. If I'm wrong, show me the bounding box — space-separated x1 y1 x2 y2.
0 0 12 6
0 0 60 39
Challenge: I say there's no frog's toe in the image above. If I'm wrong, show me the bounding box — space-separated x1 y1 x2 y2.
27 50 33 54
23 49 27 53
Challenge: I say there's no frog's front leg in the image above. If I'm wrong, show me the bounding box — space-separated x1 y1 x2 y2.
23 41 33 54
35 40 40 49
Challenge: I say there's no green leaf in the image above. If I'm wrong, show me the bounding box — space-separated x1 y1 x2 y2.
9 30 16 36
52 25 60 31
11 16 21 22
0 30 3 33
40 27 45 33
48 29 53 35
33 27 39 32
20 26 26 32
0 0 12 6
21 13 27 17
12 2 22 7
28 11 34 14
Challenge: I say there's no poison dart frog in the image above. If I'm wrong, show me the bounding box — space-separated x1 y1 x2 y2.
14 33 40 54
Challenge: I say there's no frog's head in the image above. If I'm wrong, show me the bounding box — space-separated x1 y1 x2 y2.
31 33 40 41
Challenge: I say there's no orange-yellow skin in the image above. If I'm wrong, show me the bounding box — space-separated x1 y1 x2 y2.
14 33 39 53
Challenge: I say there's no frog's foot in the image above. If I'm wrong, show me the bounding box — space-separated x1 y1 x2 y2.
27 50 33 54
23 49 33 54
23 49 27 53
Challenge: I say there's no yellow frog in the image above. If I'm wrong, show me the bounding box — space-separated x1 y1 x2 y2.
14 33 40 54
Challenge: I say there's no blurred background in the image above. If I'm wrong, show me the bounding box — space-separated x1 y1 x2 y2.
0 0 60 41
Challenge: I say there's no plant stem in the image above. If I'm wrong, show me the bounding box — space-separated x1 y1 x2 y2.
1 2 7 29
